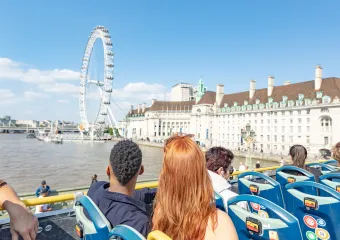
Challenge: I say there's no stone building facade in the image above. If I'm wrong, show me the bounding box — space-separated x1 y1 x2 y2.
119 66 340 154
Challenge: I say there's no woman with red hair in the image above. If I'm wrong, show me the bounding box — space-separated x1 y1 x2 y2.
152 135 238 240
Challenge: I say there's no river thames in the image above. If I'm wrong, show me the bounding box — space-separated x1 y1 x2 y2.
0 134 276 193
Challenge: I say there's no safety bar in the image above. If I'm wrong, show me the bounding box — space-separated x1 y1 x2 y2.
276 165 314 177
238 171 279 186
286 181 340 199
305 163 335 171
322 159 338 165
320 172 340 181
3 160 330 208
227 195 295 223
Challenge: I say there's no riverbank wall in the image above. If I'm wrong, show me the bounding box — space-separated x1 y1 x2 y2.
111 138 292 163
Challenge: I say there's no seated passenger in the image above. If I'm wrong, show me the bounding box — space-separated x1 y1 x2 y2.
35 188 52 214
206 147 247 211
35 180 50 197
87 140 157 237
152 135 238 240
285 145 322 182
238 162 246 171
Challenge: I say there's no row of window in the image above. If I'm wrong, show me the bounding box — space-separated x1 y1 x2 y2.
217 109 310 118
220 117 311 125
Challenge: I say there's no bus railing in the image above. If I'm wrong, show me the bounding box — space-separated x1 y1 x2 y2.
1 159 334 210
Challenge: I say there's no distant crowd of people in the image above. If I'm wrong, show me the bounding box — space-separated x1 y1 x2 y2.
1 136 340 239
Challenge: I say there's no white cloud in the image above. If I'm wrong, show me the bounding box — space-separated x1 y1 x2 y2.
112 82 169 102
0 89 15 100
39 83 79 93
0 58 79 84
123 82 166 94
57 99 70 103
24 91 48 100
0 89 16 105
107 82 170 120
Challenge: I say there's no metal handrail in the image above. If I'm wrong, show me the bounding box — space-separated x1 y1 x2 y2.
2 160 332 209
18 181 158 208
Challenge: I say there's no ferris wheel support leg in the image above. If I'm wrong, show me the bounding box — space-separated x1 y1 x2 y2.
107 106 118 127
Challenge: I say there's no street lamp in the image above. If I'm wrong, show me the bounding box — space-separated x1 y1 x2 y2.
241 124 256 169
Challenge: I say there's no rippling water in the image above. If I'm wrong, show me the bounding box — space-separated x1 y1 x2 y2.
0 134 275 193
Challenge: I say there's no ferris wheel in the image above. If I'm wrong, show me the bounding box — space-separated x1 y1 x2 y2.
79 25 117 136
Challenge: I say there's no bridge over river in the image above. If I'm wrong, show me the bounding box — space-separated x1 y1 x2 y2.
0 126 80 133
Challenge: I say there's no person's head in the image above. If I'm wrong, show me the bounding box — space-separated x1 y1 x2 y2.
332 142 340 164
289 145 307 168
41 180 47 187
106 140 144 188
40 188 49 197
92 174 97 180
206 147 234 179
240 162 243 166
152 135 217 240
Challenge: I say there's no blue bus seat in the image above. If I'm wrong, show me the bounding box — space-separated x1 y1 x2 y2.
227 195 303 240
319 173 340 194
322 159 338 166
108 225 145 240
215 192 226 212
305 162 335 174
238 171 285 209
276 166 316 203
75 195 112 239
285 181 340 240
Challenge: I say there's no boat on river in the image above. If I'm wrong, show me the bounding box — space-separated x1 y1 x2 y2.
26 132 35 138
35 130 50 142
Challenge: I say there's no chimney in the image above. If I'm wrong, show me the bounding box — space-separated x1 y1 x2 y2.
249 80 256 99
142 103 146 112
216 84 224 106
137 104 141 113
284 81 291 86
267 76 274 97
152 99 157 105
315 65 323 90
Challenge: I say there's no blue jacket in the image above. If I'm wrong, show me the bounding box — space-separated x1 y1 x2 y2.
35 185 50 197
87 181 157 237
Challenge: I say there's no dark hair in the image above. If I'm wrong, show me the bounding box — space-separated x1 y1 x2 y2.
289 145 307 168
205 147 234 172
110 140 142 186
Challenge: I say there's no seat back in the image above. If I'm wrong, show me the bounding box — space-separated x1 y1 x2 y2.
319 173 340 195
74 195 112 239
227 195 302 240
276 166 316 204
108 225 145 240
214 192 226 212
285 181 340 240
305 163 335 174
322 159 338 166
238 171 284 208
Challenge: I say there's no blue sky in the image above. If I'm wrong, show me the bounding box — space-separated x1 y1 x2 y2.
1 0 340 121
